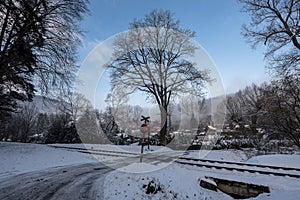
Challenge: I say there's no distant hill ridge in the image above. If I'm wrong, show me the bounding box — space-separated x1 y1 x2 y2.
19 95 68 114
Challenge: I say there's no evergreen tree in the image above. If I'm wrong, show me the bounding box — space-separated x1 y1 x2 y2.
0 0 89 121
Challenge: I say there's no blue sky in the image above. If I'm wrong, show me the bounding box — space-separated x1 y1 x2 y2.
77 0 270 109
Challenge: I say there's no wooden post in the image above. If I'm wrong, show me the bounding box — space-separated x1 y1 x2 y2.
147 129 150 150
140 134 144 162
140 116 150 163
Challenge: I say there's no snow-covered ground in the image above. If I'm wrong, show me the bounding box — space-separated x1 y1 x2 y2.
0 142 97 178
248 154 300 168
104 163 232 200
0 142 300 199
103 153 300 200
49 143 175 154
49 143 249 160
185 149 248 162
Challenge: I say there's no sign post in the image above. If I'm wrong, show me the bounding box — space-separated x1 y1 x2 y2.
140 116 150 163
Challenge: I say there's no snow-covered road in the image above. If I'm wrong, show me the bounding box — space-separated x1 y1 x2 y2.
1 142 299 199
0 162 112 200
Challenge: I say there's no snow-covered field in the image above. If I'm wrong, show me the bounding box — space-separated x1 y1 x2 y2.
0 142 300 199
0 142 97 178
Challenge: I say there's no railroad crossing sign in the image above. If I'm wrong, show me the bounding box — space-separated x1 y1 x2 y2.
140 115 150 124
140 116 150 162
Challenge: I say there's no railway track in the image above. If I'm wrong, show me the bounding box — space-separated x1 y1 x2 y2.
50 145 300 178
50 145 139 158
176 157 300 179
177 157 300 172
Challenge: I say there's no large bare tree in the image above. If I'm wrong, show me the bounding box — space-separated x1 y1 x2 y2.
109 10 210 145
262 75 300 148
239 0 300 147
239 0 300 75
0 0 89 121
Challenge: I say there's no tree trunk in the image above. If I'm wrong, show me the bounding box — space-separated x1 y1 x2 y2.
168 112 172 132
159 105 168 146
251 115 257 133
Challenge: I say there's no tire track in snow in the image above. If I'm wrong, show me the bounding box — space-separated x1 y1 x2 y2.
0 162 113 200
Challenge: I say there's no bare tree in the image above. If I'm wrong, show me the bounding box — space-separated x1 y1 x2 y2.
225 92 244 129
196 98 210 131
76 107 101 143
224 84 266 131
0 0 89 121
132 105 143 126
70 92 91 121
262 75 300 148
109 10 210 145
179 95 206 130
99 106 119 141
240 83 266 132
3 103 38 142
239 0 300 75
